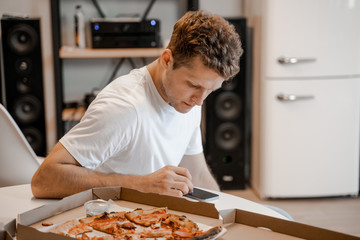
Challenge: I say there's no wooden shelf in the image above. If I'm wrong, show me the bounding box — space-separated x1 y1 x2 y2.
60 46 164 59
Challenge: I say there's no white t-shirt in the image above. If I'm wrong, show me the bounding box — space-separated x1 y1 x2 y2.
60 67 203 176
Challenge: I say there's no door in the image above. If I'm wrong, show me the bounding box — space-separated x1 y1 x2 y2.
261 78 360 197
262 0 360 78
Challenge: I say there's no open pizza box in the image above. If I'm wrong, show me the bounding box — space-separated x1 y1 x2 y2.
219 208 360 240
0 218 16 240
15 186 223 240
12 186 360 240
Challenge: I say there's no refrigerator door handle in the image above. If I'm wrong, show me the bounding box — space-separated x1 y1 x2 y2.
277 93 315 102
278 56 316 64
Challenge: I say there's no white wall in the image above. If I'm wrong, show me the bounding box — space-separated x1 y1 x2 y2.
0 0 57 151
200 0 243 17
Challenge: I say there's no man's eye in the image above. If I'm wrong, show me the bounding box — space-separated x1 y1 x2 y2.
188 83 198 88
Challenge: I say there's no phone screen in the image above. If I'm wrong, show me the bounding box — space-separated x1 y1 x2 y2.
185 187 219 201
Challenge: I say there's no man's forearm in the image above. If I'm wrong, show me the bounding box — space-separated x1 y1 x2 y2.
179 153 220 192
194 167 220 191
32 142 194 199
32 162 193 199
31 162 141 199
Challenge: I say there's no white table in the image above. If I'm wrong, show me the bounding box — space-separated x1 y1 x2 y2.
0 184 288 223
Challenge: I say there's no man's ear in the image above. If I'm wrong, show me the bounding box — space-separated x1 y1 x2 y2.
160 49 173 70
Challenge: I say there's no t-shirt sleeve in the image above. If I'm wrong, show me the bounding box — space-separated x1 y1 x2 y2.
60 92 137 170
184 125 203 155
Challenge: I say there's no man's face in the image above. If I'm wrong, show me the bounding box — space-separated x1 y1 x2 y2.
161 57 224 113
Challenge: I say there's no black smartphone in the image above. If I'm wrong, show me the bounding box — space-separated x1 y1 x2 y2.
185 187 219 201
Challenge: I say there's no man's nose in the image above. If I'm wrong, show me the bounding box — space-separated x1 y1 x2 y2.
192 90 209 106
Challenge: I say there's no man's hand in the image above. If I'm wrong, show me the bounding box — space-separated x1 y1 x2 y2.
138 165 194 197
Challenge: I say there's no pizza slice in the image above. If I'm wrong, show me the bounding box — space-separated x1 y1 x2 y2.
189 226 223 240
52 219 93 237
162 213 222 240
81 211 137 237
162 213 199 238
125 207 168 227
78 233 116 240
79 211 127 224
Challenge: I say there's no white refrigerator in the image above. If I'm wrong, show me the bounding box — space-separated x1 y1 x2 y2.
244 0 360 198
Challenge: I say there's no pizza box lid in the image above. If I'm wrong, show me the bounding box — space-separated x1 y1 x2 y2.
16 186 221 240
219 208 360 240
0 218 15 240
0 231 14 240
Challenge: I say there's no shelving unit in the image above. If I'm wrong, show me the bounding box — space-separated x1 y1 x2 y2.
59 46 164 59
51 0 199 138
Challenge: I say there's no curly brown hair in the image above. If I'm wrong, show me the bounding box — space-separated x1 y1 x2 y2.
167 10 243 80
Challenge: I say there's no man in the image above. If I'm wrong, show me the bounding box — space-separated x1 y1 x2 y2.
31 10 243 199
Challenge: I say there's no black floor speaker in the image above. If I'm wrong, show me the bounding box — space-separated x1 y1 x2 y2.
204 18 251 190
1 18 47 156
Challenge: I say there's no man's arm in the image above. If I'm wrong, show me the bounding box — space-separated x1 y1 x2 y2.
179 152 220 191
31 142 193 199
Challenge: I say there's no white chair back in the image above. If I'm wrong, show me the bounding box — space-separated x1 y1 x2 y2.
0 104 41 187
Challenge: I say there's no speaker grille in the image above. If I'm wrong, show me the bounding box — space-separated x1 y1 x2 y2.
204 18 250 190
215 122 241 151
1 18 47 156
13 95 42 124
7 24 38 55
215 92 242 120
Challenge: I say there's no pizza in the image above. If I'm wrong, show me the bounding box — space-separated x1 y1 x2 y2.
48 206 222 240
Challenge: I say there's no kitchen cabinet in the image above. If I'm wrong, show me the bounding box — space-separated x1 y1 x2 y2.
245 0 360 198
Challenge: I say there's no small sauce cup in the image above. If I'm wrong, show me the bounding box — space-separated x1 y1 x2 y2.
84 199 109 217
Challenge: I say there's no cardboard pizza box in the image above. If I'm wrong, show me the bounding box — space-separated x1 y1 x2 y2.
16 187 222 240
219 208 360 240
0 218 15 240
0 231 14 240
14 186 360 240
